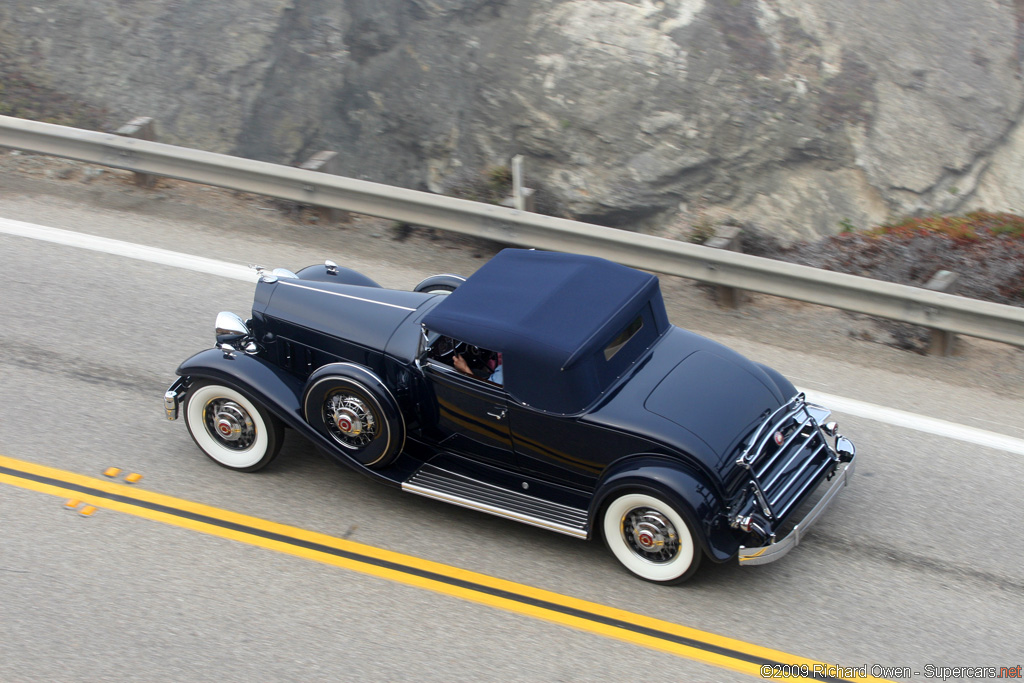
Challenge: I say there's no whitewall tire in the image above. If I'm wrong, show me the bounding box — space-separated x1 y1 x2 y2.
602 492 701 584
183 381 284 472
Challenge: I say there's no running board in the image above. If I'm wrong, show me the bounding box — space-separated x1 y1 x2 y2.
402 464 589 539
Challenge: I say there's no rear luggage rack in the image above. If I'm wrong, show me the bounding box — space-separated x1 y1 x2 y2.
734 394 839 524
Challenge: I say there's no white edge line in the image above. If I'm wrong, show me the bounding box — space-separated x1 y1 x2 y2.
5 216 1023 455
0 217 258 282
802 388 1024 456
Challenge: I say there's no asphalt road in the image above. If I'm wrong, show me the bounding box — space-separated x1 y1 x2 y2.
1 166 1022 682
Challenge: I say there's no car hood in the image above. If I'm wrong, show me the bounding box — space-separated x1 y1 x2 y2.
584 328 793 470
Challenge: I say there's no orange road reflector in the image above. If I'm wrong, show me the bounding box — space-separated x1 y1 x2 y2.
103 467 121 478
124 473 143 484
64 498 81 509
79 505 97 517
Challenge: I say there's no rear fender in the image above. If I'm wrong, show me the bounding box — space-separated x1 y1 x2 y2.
591 456 739 562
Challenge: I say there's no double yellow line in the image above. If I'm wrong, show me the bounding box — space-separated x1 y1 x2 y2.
0 454 888 681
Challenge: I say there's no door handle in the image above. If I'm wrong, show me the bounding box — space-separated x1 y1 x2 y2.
486 408 507 421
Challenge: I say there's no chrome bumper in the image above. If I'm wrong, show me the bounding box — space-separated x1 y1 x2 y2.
164 377 188 421
738 451 856 566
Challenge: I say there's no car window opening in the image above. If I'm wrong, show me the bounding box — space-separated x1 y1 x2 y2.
604 316 643 361
429 335 504 386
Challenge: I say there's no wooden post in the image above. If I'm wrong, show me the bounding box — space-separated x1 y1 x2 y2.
114 116 157 187
705 225 743 308
924 270 960 356
299 150 349 223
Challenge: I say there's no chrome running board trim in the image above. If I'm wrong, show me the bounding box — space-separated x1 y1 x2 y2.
403 464 589 539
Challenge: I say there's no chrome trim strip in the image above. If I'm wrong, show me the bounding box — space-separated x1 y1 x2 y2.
766 442 827 506
750 481 771 517
804 403 832 424
402 483 590 538
754 416 815 480
759 427 816 489
738 457 855 566
737 394 804 467
278 280 417 311
770 449 832 519
402 465 589 538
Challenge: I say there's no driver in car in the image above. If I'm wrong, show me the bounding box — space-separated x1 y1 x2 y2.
453 349 503 386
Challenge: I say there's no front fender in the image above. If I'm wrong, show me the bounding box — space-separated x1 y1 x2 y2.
591 456 739 563
174 349 404 487
177 349 306 427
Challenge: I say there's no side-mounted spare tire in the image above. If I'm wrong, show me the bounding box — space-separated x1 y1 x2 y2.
295 262 382 287
413 273 466 295
302 363 405 469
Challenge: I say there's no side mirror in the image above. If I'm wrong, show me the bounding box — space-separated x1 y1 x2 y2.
215 311 250 345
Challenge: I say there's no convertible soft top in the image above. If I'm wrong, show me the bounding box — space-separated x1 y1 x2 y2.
423 249 669 412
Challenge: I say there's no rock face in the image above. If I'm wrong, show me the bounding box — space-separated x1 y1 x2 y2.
2 0 1023 239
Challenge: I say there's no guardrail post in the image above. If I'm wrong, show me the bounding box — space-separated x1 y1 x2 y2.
114 117 157 188
502 155 535 212
705 225 743 308
924 270 960 356
299 151 349 223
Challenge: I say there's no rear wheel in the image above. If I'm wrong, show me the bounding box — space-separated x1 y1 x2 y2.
183 381 284 472
602 492 701 584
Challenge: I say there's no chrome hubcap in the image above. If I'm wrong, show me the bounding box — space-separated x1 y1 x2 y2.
325 392 376 450
622 508 680 564
333 407 363 436
204 399 255 450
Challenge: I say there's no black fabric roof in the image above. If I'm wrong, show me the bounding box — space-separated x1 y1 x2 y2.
422 249 666 412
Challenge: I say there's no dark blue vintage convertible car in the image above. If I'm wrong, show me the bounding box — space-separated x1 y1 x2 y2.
165 248 855 583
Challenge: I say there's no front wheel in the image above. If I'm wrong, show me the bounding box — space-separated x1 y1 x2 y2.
601 492 701 584
183 380 284 472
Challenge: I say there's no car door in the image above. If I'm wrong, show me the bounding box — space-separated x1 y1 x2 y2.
422 360 515 468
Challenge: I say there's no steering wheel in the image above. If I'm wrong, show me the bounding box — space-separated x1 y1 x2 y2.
434 337 465 358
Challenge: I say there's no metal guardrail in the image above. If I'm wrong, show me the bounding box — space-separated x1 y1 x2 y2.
2 114 1023 348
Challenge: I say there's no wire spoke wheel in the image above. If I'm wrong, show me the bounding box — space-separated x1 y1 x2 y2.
602 492 700 584
323 390 378 450
621 507 681 564
302 369 404 469
183 381 283 472
203 398 257 451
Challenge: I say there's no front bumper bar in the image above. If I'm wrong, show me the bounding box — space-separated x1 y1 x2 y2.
738 450 856 566
164 376 189 421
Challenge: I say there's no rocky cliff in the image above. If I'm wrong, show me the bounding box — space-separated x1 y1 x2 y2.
2 0 1023 239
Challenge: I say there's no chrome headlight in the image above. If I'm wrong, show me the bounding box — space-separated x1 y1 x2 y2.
215 311 250 345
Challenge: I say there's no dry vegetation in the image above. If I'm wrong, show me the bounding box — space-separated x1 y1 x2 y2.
742 212 1024 307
